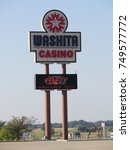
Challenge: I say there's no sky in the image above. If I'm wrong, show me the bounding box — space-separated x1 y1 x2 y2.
0 0 112 123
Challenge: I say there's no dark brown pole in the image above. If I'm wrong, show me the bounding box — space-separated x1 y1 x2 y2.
45 64 51 140
62 64 68 140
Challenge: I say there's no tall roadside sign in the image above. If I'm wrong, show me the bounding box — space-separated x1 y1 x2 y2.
29 10 81 140
29 10 81 63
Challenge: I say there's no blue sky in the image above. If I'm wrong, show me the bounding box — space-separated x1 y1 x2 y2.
0 0 112 123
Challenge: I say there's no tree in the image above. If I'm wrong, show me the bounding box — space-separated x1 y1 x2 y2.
0 121 6 129
5 116 35 141
0 121 6 141
77 125 89 132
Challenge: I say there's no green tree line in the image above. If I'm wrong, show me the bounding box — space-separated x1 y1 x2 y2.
0 117 113 141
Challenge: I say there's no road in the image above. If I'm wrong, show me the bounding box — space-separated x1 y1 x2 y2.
0 140 112 150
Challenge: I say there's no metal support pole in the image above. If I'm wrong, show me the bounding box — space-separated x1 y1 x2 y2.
45 64 51 140
61 64 68 140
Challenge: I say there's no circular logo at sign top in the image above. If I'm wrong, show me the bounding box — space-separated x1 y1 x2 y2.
42 10 68 33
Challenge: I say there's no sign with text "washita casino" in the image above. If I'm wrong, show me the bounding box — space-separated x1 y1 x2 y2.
29 10 81 63
35 74 77 90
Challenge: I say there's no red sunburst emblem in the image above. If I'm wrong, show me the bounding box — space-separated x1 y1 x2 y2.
42 10 68 33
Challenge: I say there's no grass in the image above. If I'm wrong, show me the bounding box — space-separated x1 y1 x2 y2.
30 128 44 140
29 128 105 140
29 128 78 140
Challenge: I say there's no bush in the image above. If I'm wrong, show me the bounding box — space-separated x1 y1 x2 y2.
0 116 36 141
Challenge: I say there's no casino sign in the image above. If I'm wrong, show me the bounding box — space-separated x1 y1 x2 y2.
29 10 81 63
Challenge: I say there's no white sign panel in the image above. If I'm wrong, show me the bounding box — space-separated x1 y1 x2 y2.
29 32 81 63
